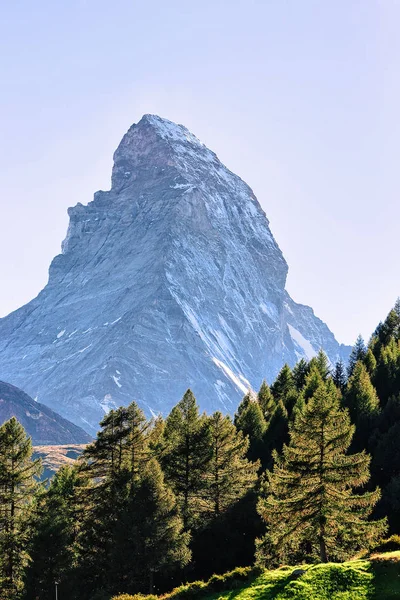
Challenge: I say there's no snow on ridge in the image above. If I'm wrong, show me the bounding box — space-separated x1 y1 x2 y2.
288 324 317 360
142 114 203 148
212 358 250 395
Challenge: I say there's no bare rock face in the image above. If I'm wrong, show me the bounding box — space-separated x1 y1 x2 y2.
0 115 349 434
0 381 91 444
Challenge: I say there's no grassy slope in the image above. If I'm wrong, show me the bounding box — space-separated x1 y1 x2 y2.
202 553 400 600
113 552 400 600
33 444 86 480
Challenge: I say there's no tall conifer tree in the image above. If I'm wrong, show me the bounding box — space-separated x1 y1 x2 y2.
292 359 310 391
206 412 259 517
25 466 79 600
271 364 295 404
111 459 190 595
257 380 386 564
257 381 275 419
347 335 367 377
345 361 380 450
0 418 41 599
333 359 347 392
234 398 266 464
161 390 212 528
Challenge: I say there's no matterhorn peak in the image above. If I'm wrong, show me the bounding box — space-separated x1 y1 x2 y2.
111 114 223 191
0 116 350 434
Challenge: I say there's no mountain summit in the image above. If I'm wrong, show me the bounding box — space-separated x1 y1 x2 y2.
0 115 349 433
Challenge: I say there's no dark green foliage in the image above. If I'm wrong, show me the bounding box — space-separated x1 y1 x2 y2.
345 361 380 450
161 390 212 528
0 418 42 600
189 491 263 582
373 338 400 406
257 381 275 419
301 363 324 401
10 299 400 600
205 412 259 517
257 378 386 565
271 364 296 405
372 535 400 553
24 466 79 600
262 400 289 470
292 359 309 391
308 350 331 381
347 335 367 378
332 359 347 392
111 459 190 594
234 398 267 464
364 348 377 377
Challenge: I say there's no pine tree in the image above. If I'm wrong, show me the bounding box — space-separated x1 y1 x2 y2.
292 359 310 391
25 466 79 600
161 390 212 528
377 304 400 346
301 363 324 401
206 412 259 517
257 381 275 420
77 402 152 598
262 400 289 470
345 361 380 450
374 337 400 405
308 350 330 380
0 418 42 599
111 459 191 594
234 399 266 464
364 348 377 377
234 392 253 421
347 335 367 377
257 379 386 565
271 364 295 404
333 359 347 392
125 401 152 482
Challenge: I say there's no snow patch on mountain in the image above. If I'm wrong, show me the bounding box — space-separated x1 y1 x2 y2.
288 324 317 360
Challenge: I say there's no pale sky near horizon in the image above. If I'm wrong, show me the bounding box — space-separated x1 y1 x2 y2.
0 0 399 345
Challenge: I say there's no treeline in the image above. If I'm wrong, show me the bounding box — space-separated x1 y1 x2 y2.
1 301 400 599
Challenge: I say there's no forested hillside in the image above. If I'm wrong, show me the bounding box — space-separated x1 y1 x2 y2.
1 301 400 600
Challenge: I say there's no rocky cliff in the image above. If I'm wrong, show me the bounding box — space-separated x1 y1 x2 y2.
0 115 349 433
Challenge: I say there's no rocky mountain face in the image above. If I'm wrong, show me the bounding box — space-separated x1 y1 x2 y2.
0 380 91 444
0 115 349 434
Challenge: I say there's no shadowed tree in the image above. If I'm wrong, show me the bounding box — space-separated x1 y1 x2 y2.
0 418 42 600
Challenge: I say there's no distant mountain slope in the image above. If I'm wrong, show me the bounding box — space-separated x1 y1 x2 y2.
0 115 350 433
33 444 86 480
0 381 91 444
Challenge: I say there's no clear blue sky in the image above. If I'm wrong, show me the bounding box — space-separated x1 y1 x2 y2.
0 0 398 345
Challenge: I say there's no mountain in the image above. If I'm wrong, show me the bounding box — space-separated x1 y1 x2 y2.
32 444 86 480
0 380 91 444
0 115 349 433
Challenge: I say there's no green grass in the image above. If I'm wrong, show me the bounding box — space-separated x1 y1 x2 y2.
204 553 400 600
111 552 400 600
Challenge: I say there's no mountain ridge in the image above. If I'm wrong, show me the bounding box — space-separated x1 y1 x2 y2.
0 115 350 433
0 380 91 444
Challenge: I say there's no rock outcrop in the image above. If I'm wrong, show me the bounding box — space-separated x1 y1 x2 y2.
0 115 349 433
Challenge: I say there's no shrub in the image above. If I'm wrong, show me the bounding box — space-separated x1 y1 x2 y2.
111 595 158 600
372 535 400 553
110 565 261 600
